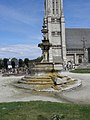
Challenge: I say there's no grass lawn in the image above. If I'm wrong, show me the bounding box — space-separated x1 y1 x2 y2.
0 101 90 120
71 69 90 73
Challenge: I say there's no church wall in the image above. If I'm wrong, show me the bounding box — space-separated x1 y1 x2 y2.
66 55 74 63
44 1 90 65
66 54 84 65
51 23 61 30
47 17 63 63
44 0 66 64
51 37 61 45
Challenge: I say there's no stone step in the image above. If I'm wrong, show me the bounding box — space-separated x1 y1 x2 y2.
19 81 53 85
27 82 53 85
22 78 52 82
23 76 51 80
28 79 52 82
22 77 51 80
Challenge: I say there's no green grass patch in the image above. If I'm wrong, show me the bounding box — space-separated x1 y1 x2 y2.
71 69 90 73
0 101 90 120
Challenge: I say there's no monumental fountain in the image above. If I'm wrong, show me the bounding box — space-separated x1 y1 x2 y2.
17 18 81 92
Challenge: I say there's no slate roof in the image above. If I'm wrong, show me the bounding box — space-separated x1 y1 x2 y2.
65 28 90 49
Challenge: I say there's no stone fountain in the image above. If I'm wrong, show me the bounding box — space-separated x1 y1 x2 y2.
38 18 51 63
32 18 54 74
17 18 81 92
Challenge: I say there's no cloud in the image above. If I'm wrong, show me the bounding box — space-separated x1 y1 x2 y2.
0 1 43 59
0 44 41 59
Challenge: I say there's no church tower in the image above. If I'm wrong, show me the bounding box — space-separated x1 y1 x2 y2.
44 0 66 64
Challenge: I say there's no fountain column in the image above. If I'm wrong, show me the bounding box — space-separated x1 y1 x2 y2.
38 18 52 63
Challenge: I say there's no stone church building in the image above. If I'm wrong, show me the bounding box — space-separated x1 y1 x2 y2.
66 28 90 64
41 0 90 66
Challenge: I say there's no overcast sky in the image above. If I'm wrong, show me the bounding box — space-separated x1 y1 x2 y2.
0 0 90 59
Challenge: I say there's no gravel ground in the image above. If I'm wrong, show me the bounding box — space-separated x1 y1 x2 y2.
0 72 90 104
0 74 62 103
61 71 90 104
